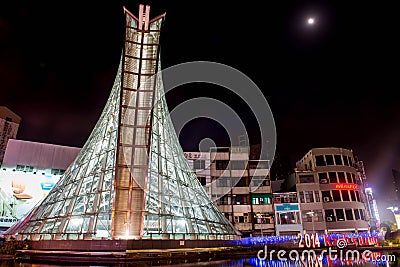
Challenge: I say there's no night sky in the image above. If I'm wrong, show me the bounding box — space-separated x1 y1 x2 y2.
1 1 399 220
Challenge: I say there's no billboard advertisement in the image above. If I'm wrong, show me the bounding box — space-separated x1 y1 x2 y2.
0 170 59 230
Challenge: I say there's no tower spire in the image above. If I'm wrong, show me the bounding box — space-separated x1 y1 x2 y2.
5 5 238 241
138 4 150 31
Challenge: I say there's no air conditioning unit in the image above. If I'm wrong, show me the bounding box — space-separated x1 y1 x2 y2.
320 179 328 184
326 217 333 222
323 197 330 202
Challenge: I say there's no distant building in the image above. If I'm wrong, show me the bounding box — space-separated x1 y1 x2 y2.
289 148 371 234
185 147 274 237
393 169 400 203
0 139 80 232
364 187 381 229
0 107 21 164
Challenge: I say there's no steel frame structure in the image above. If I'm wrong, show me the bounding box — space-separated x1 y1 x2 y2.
5 5 238 241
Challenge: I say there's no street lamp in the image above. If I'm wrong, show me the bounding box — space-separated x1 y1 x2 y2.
306 211 315 234
257 214 263 237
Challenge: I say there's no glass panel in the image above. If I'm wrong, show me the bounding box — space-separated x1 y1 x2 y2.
325 155 334 165
5 8 237 241
335 209 345 221
334 155 343 165
315 155 325 166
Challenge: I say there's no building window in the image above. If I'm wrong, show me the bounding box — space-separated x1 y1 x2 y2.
349 190 356 202
16 165 24 171
263 180 271 186
329 172 338 183
299 175 314 183
312 210 324 222
314 191 320 202
343 156 349 166
278 211 300 225
217 195 230 205
334 155 343 165
341 190 350 201
337 172 346 183
233 177 247 187
223 212 232 221
360 209 366 220
198 176 206 186
346 173 354 184
345 209 354 220
325 209 335 222
254 213 272 224
252 194 272 205
322 191 331 202
354 209 360 220
216 177 229 187
319 173 328 184
216 160 229 170
332 190 341 201
304 191 314 203
194 160 205 169
302 210 312 222
349 157 353 166
315 155 326 166
274 193 297 203
234 213 248 223
289 194 298 202
234 195 248 205
16 165 34 172
325 155 334 165
299 192 305 203
248 161 269 170
229 160 247 170
51 168 65 175
251 176 270 187
302 210 323 223
355 191 360 202
335 209 345 221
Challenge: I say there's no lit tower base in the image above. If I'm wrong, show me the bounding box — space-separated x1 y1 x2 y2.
4 5 239 251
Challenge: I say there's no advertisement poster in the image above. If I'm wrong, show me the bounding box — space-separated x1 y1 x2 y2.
0 171 58 230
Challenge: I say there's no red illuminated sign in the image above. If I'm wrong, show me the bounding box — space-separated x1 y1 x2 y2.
335 183 357 190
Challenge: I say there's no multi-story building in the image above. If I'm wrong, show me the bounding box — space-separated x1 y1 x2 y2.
273 192 303 236
364 187 381 230
293 147 370 234
0 106 21 164
0 139 80 232
185 147 274 237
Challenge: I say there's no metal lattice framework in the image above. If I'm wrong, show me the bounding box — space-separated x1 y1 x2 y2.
5 5 238 241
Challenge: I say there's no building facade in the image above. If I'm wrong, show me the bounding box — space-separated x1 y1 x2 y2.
273 192 303 236
0 139 80 232
294 147 370 234
0 107 21 164
364 187 380 230
185 147 274 237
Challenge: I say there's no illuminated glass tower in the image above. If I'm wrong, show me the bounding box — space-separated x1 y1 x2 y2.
6 5 238 241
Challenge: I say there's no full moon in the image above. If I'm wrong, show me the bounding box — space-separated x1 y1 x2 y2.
307 18 315 25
